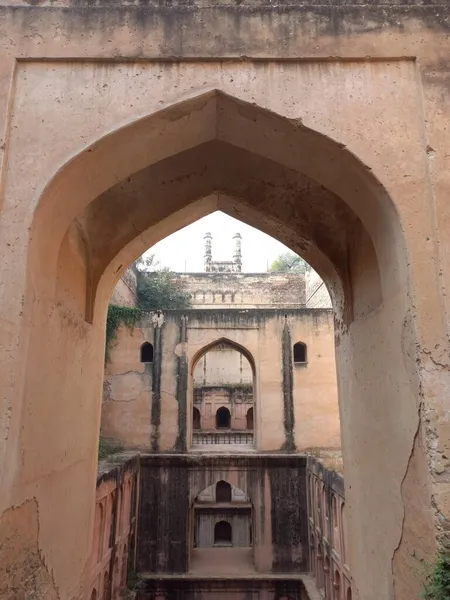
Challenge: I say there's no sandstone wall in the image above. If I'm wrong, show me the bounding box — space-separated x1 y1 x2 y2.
110 268 137 308
101 309 339 452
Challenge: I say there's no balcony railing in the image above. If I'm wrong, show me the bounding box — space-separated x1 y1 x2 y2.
192 431 254 445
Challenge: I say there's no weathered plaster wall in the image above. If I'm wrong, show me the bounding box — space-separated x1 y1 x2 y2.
110 268 137 308
103 326 153 448
101 309 339 452
0 4 447 597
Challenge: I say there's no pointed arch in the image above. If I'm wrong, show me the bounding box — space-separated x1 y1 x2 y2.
12 84 427 600
216 480 232 503
191 337 256 376
140 341 153 363
216 406 231 429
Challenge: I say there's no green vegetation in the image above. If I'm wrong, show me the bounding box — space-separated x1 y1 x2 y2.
422 550 450 600
134 254 191 311
269 251 309 274
105 305 142 362
105 256 191 362
98 435 124 461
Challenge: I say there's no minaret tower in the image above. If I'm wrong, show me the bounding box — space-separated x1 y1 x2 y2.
233 233 242 272
204 232 212 272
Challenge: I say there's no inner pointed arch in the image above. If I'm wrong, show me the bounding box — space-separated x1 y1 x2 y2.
191 337 256 376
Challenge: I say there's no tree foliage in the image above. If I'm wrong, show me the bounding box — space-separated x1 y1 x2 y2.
269 251 309 274
422 551 450 600
104 255 190 362
134 254 191 311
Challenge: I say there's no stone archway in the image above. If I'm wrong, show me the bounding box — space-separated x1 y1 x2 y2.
190 337 257 446
0 90 436 599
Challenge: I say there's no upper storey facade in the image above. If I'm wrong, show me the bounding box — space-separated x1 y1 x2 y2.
176 271 307 309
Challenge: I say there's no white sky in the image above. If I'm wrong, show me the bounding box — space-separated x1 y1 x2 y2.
146 211 294 273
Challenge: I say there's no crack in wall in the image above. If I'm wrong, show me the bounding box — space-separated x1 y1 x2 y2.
391 398 422 599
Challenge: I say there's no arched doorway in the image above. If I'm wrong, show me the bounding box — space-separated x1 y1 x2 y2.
216 480 232 503
4 89 436 599
214 521 232 545
192 407 201 430
246 407 254 431
216 407 231 429
191 337 255 446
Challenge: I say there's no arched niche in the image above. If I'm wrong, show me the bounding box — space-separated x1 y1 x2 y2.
11 89 432 600
140 342 154 363
193 481 251 551
293 342 307 365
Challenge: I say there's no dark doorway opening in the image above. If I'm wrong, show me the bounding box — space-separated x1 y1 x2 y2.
293 342 307 364
216 406 231 429
216 480 232 503
193 407 201 430
214 520 232 545
140 342 154 363
246 407 254 430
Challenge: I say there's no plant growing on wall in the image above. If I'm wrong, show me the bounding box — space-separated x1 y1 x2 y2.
422 550 450 599
105 255 191 362
105 304 142 363
98 435 124 460
134 254 191 311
